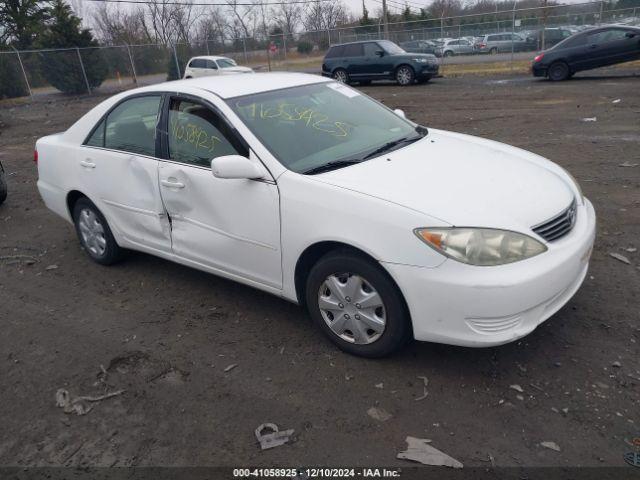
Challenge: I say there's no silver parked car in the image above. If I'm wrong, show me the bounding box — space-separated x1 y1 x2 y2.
435 38 475 57
474 33 528 54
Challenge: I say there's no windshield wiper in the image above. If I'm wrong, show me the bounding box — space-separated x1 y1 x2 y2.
302 159 363 175
361 133 423 161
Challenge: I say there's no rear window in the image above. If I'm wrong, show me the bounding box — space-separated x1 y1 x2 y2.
189 59 205 68
325 45 345 58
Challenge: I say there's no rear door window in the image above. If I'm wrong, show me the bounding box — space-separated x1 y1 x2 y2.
343 43 364 57
363 42 380 56
103 95 161 156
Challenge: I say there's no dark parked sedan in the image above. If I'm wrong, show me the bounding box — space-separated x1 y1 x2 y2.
322 40 439 86
532 26 640 80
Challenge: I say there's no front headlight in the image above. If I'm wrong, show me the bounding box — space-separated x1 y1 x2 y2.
414 227 547 266
412 58 429 63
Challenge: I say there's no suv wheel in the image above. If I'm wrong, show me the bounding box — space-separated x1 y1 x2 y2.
395 65 415 86
548 61 570 81
72 197 123 265
443 50 454 57
332 68 349 84
305 250 411 357
489 47 498 54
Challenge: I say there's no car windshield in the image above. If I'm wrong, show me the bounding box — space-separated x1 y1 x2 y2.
217 58 237 68
228 82 424 174
377 40 406 54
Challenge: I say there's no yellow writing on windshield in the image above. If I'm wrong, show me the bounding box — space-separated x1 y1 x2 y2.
237 102 351 138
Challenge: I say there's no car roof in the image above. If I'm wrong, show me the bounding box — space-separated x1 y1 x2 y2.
190 55 231 61
329 39 388 47
134 72 331 99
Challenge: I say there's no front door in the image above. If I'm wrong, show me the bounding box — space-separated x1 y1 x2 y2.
81 94 171 252
158 96 282 289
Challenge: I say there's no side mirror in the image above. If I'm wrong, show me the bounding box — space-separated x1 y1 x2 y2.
211 155 265 180
376 50 385 57
625 31 636 38
394 108 406 119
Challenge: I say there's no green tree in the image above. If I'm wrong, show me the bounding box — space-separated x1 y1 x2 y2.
36 0 106 93
0 0 49 48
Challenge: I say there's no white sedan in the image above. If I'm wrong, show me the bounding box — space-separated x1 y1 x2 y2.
36 73 596 357
183 56 253 79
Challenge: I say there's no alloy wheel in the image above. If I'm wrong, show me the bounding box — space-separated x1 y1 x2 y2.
333 70 348 83
317 273 386 345
396 67 413 86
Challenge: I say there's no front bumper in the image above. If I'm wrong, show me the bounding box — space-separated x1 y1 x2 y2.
383 198 596 347
416 64 439 78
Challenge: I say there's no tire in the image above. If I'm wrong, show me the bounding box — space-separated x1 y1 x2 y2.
395 65 415 86
548 61 570 81
443 50 454 57
489 47 498 55
0 164 7 206
305 250 412 357
332 68 349 84
72 197 123 265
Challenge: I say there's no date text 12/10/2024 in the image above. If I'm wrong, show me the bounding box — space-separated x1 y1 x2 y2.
233 468 402 478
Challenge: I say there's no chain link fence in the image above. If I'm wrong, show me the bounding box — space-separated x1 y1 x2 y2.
1 0 638 101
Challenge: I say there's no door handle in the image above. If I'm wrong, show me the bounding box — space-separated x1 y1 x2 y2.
80 160 96 169
161 179 185 189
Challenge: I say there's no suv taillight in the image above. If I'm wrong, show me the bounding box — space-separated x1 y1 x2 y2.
34 149 38 164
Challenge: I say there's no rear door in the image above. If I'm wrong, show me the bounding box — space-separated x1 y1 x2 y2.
584 29 633 68
342 43 365 78
204 59 220 76
80 94 171 252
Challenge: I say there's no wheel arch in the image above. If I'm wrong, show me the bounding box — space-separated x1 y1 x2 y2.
293 241 410 318
66 189 88 218
395 63 415 74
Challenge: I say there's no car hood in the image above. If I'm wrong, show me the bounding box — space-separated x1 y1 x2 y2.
220 66 254 74
313 129 575 232
396 52 437 60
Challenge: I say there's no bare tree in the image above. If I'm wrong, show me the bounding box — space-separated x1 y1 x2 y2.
303 0 349 31
272 0 302 35
92 4 150 44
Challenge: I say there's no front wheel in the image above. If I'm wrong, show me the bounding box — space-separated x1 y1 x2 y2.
72 197 123 265
395 65 415 86
548 61 570 81
332 68 349 84
443 50 454 57
305 251 411 357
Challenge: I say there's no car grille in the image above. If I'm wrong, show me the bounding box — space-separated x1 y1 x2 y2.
532 198 577 242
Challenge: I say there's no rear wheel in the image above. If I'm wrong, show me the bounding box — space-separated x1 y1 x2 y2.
72 197 123 265
395 65 415 86
548 61 570 81
489 47 498 55
305 250 411 357
443 50 454 57
332 68 349 84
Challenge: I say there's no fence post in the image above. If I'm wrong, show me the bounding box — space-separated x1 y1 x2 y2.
172 43 181 78
205 39 210 55
76 47 91 94
282 32 287 60
511 1 517 73
125 44 137 84
11 47 33 98
327 28 331 46
242 37 248 64
598 0 603 25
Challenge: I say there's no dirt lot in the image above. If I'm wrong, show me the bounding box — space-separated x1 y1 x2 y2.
0 67 639 470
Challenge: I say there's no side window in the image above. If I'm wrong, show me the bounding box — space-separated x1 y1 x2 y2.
168 98 247 168
363 42 379 56
488 35 499 41
190 59 204 68
104 95 161 156
343 43 364 57
325 45 344 58
588 30 626 44
206 60 218 69
564 34 586 48
86 119 106 147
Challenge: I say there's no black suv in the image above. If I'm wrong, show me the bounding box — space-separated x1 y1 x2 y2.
322 40 439 86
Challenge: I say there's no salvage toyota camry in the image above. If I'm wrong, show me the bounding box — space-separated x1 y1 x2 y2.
36 73 596 357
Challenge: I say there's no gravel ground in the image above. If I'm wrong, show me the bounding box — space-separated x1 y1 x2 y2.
0 68 639 469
